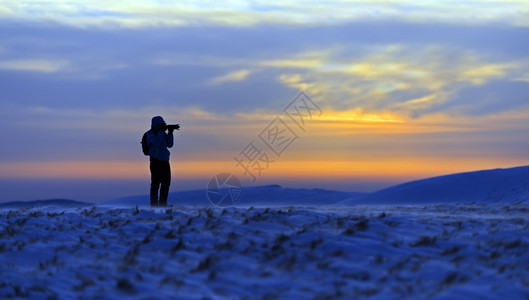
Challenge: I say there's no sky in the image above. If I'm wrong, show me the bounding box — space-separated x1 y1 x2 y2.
0 1 528 202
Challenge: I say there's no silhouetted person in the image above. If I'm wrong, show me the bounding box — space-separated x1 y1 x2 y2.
147 116 174 207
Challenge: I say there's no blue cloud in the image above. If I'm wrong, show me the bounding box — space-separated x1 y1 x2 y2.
448 80 529 115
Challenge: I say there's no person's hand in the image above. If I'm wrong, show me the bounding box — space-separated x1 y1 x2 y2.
168 128 174 134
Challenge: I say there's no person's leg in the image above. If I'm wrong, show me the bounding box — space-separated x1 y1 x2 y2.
159 161 171 206
150 159 161 206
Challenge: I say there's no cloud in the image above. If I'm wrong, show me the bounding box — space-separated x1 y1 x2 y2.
266 45 529 117
0 4 13 17
390 94 439 111
316 108 404 124
150 53 248 68
458 63 514 85
0 23 527 122
0 104 234 132
515 74 529 83
0 59 69 73
259 50 329 69
1 1 529 28
209 69 252 85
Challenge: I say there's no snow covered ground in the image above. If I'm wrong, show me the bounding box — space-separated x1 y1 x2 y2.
2 166 529 299
1 203 528 299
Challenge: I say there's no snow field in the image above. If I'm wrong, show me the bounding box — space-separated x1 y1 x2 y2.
0 204 528 299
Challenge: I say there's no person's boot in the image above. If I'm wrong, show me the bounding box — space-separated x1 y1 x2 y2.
158 199 171 208
150 198 159 207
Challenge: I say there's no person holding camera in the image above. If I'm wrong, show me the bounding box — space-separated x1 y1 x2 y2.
146 116 178 207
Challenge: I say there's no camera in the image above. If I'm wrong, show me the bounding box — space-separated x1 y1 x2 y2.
166 124 180 131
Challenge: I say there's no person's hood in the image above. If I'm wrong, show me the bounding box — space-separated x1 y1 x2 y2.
151 116 166 131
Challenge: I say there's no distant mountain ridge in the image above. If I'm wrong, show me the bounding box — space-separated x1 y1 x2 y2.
340 165 529 205
5 166 529 208
103 185 362 207
0 199 93 209
104 166 529 206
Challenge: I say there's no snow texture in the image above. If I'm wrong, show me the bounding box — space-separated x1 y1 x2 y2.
1 205 528 299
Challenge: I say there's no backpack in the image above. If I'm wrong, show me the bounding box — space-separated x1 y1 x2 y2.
140 130 153 156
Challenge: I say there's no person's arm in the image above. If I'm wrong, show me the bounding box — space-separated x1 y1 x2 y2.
166 131 174 148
